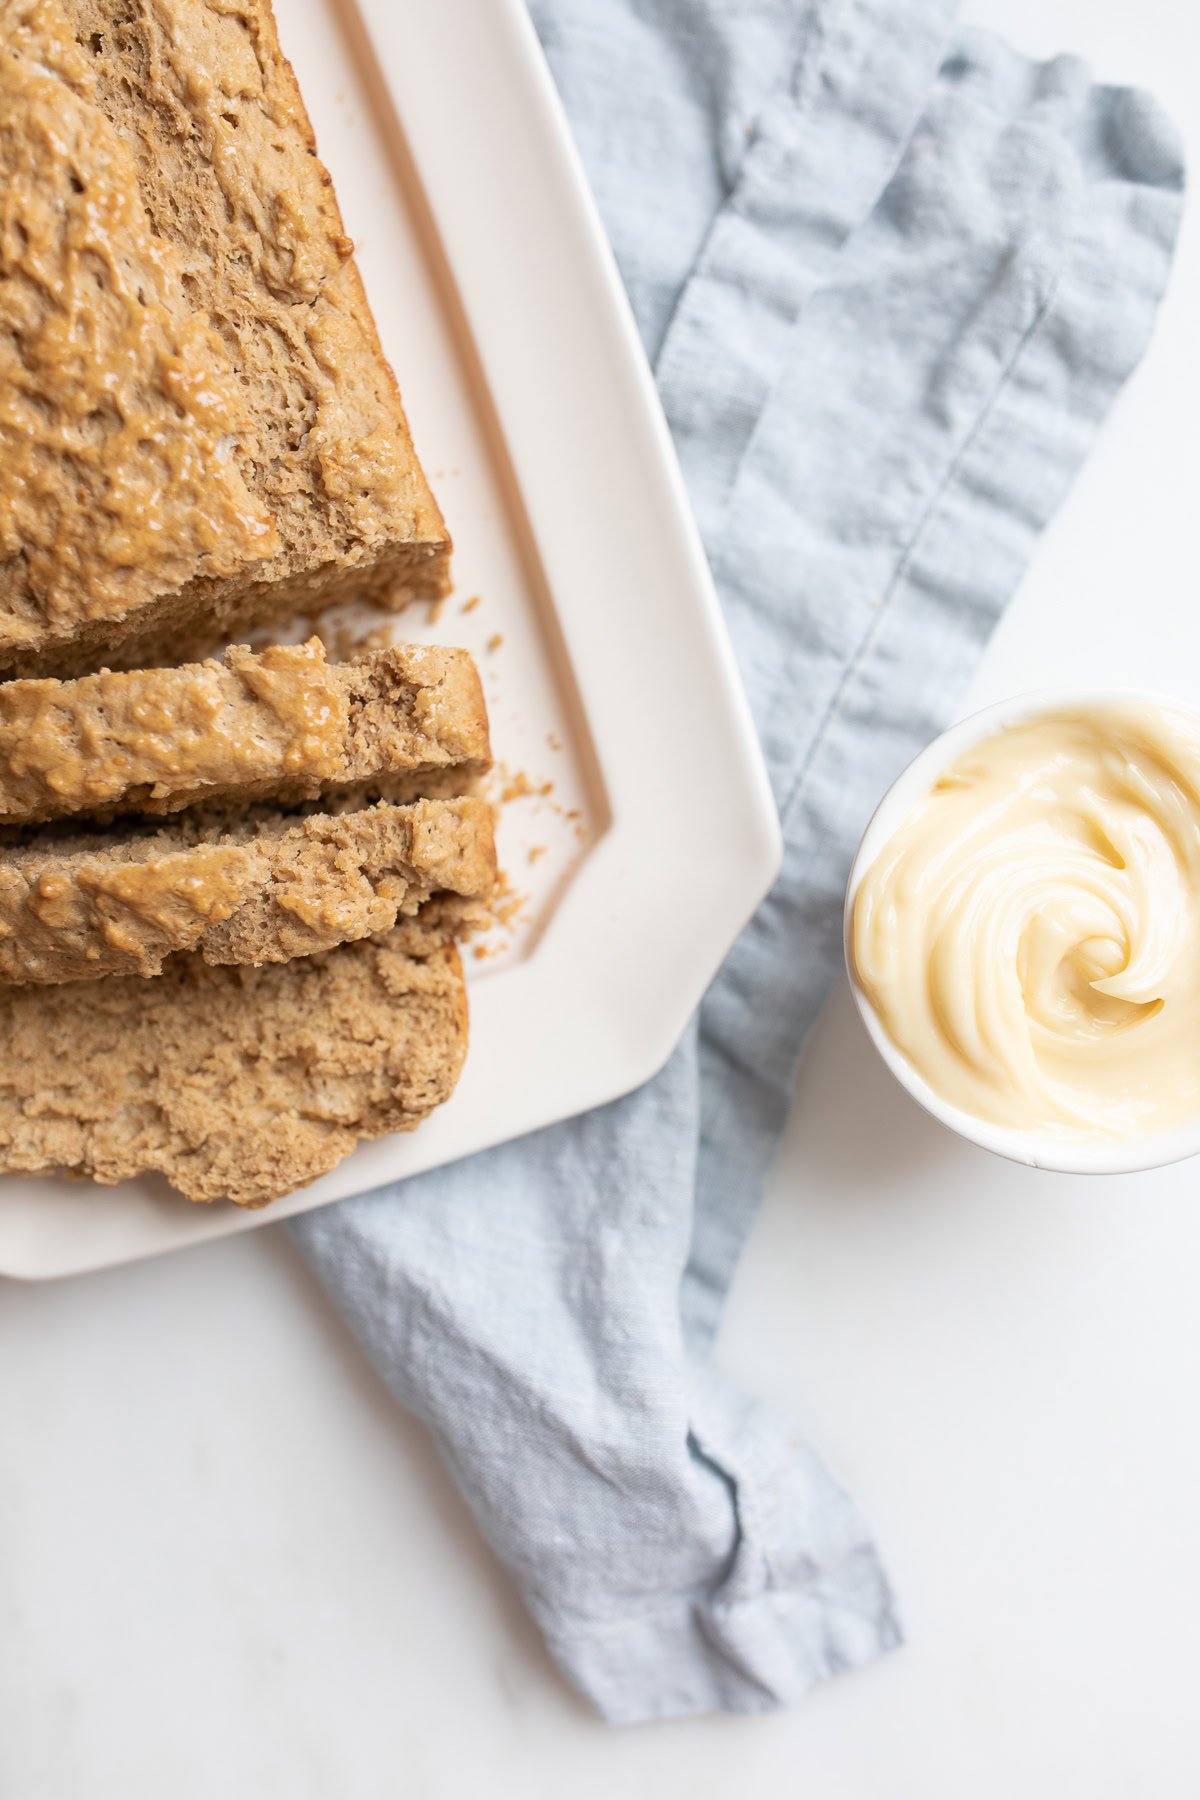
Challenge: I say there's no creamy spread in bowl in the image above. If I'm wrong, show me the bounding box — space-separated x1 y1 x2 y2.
848 696 1200 1155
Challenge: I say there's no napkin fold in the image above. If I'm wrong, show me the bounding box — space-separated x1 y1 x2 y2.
293 0 1184 1724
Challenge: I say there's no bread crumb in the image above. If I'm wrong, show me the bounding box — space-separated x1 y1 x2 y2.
486 633 504 654
462 862 528 959
490 867 527 931
461 595 481 614
546 732 562 752
499 767 554 804
528 845 547 864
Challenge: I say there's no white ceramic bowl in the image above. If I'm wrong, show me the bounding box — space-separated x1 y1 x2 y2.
843 688 1200 1176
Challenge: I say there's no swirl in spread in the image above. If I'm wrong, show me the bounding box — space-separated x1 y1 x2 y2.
851 704 1200 1140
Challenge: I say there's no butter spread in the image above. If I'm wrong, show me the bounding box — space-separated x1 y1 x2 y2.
851 703 1200 1140
0 0 278 645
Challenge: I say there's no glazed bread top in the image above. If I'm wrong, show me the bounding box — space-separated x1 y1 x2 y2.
0 638 491 824
0 0 449 675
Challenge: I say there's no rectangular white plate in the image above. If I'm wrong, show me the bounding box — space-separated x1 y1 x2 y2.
0 0 780 1280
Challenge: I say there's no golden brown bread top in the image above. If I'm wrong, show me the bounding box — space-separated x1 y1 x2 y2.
0 0 279 650
0 794 496 983
0 637 491 824
0 0 449 675
0 914 469 1205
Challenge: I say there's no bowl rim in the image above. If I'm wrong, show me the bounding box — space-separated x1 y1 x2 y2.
842 685 1200 1176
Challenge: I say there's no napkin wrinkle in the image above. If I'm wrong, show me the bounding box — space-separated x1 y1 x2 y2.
786 245 1062 803
293 0 1184 1724
656 0 956 538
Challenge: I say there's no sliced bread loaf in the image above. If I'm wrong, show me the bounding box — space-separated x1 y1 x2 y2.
0 638 490 826
0 795 495 984
0 911 468 1205
1 0 449 679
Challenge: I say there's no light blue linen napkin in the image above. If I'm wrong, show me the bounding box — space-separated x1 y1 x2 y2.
293 0 1184 1724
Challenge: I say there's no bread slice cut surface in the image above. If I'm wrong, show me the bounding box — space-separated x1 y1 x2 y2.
0 913 469 1205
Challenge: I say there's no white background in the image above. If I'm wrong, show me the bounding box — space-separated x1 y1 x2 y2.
2 0 1198 1792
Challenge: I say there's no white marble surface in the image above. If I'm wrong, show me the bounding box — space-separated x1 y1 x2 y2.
2 1 1199 1792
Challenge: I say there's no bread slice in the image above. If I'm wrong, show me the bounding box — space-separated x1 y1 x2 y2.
0 638 490 827
0 911 468 1206
0 796 495 984
0 0 450 680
